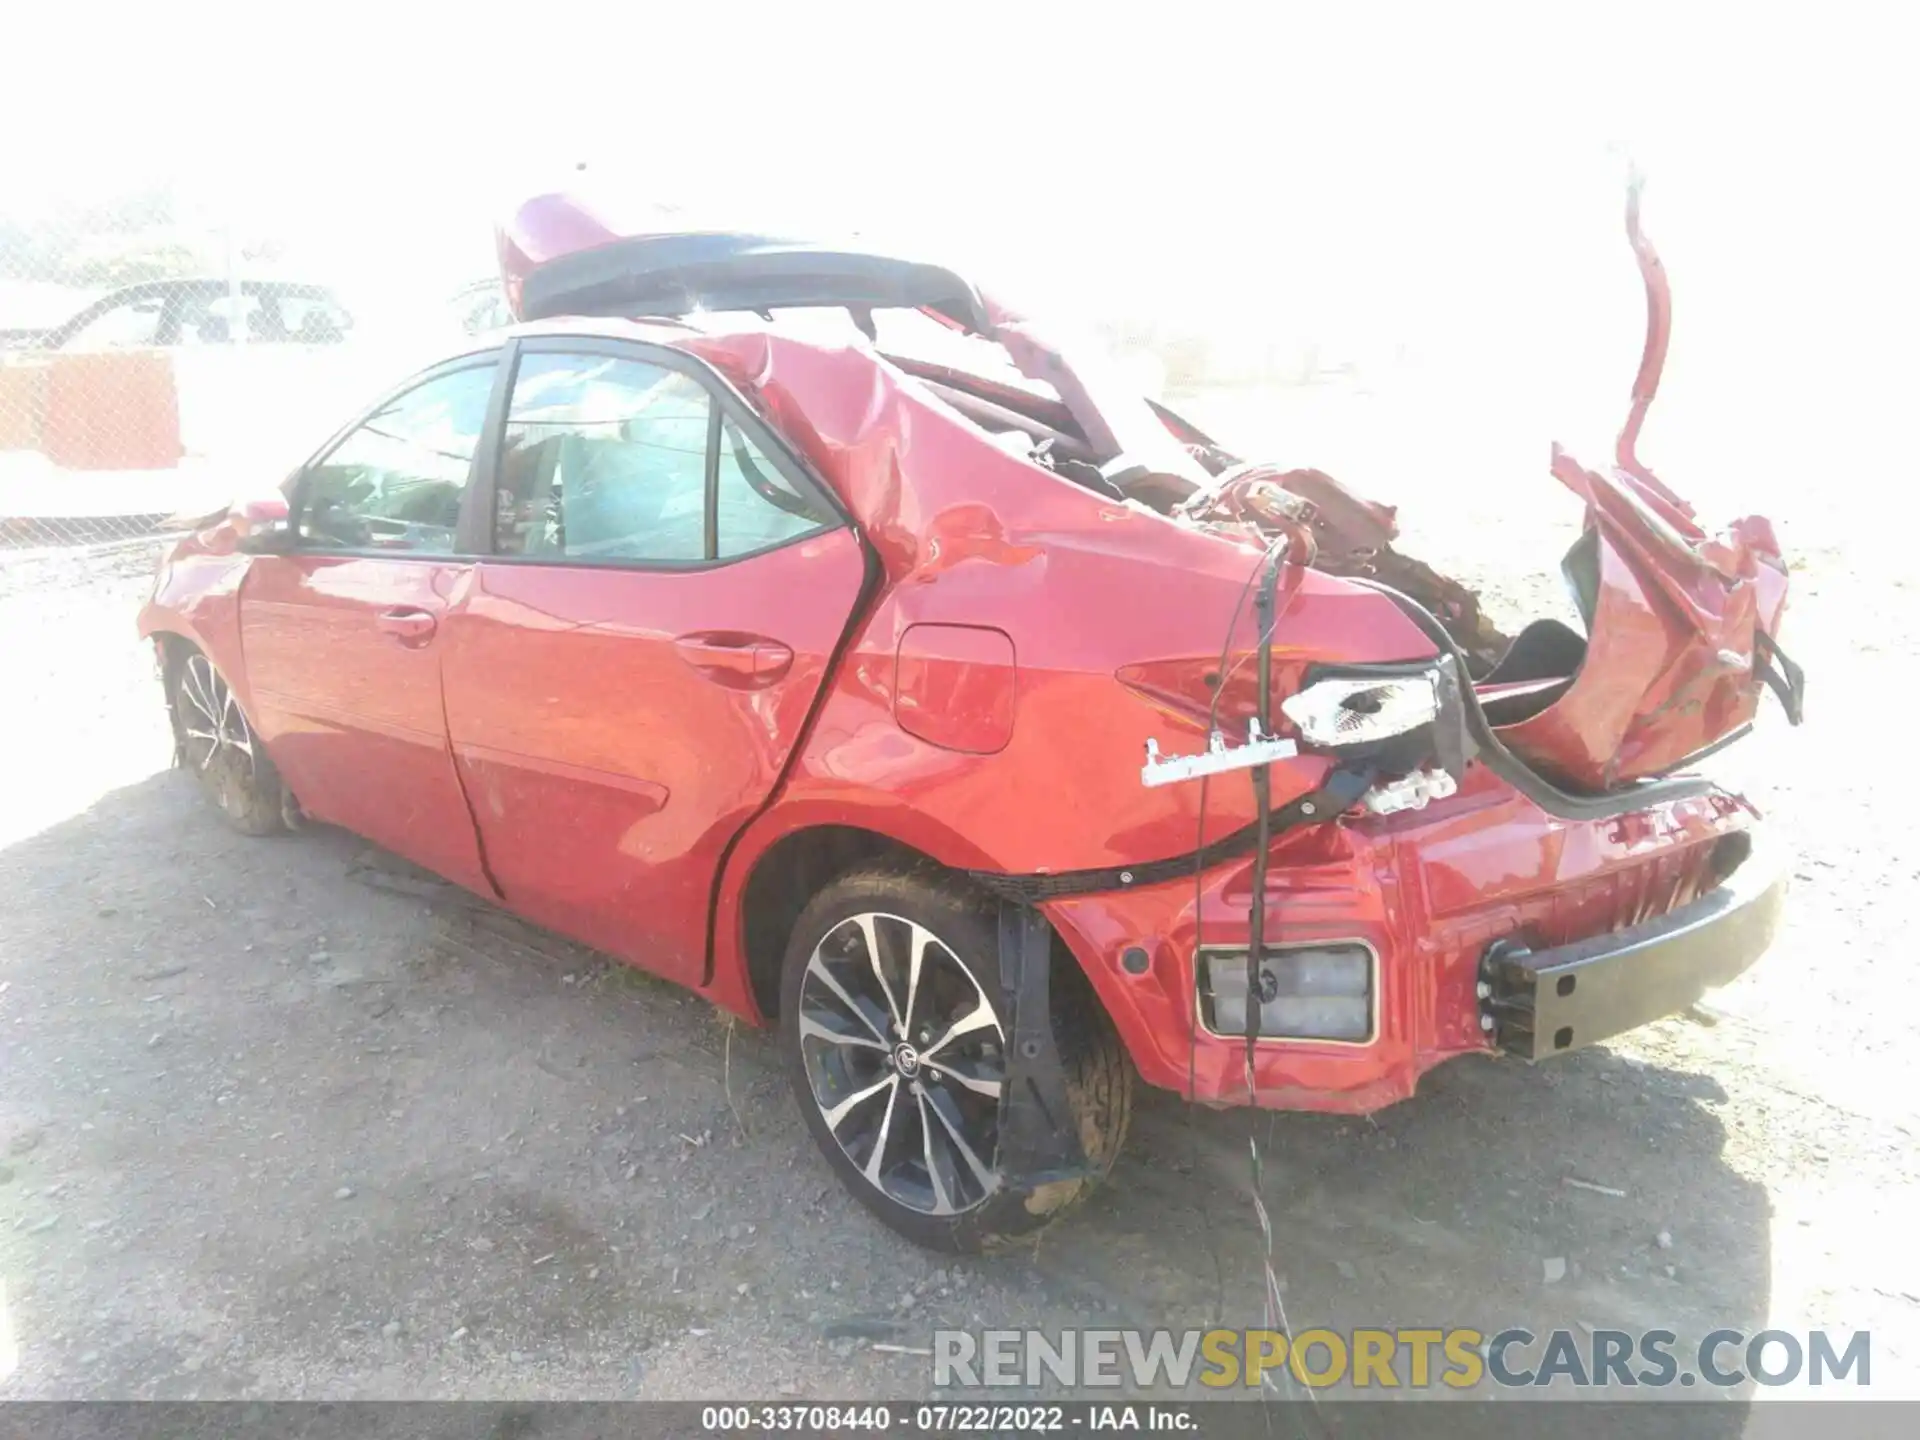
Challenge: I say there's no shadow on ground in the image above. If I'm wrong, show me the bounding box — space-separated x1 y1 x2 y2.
0 772 1768 1426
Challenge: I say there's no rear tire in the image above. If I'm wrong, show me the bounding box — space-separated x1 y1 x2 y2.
779 866 1132 1253
169 648 290 836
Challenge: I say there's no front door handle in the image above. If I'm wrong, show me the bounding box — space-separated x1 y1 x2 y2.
376 607 438 646
674 633 794 685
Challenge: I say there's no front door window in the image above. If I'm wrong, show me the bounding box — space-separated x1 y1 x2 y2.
296 364 495 553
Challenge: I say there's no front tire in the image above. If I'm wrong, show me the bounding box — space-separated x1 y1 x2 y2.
169 649 290 836
779 867 1132 1252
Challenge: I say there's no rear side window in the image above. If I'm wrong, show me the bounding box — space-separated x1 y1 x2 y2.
715 413 833 557
493 349 836 565
295 364 494 553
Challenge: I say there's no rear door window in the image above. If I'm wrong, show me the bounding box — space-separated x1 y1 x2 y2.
493 349 836 565
495 353 711 562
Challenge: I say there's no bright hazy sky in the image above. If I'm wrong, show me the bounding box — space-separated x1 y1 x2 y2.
6 1 1913 507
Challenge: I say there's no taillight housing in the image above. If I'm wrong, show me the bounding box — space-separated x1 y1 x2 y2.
1198 942 1376 1042
1281 673 1440 748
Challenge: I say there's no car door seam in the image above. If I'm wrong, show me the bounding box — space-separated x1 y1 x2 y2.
699 530 887 992
439 638 507 901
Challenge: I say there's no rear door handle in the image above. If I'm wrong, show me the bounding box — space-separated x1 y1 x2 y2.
376 607 438 645
674 633 794 685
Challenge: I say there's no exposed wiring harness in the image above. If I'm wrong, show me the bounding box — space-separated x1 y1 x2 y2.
1185 531 1323 1426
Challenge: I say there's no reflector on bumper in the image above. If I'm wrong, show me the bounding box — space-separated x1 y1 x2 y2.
1200 943 1375 1042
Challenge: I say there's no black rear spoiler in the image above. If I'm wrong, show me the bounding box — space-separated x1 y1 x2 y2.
518 232 992 333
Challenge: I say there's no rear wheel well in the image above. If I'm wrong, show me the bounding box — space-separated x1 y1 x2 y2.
739 826 931 1020
736 825 1110 1037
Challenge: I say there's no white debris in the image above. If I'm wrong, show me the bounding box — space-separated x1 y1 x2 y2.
1564 1176 1628 1199
1362 767 1459 815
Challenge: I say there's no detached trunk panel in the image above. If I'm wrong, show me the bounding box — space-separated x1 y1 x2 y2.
1493 452 1790 790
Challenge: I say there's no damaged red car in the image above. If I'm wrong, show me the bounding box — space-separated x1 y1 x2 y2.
139 186 1802 1251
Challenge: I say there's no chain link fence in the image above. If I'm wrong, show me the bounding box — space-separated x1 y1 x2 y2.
0 186 503 580
0 530 177 596
2 514 179 550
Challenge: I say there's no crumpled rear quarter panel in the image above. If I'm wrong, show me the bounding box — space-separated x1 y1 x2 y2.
674 328 1437 876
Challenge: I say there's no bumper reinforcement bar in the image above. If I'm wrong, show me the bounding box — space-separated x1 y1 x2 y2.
1482 841 1787 1061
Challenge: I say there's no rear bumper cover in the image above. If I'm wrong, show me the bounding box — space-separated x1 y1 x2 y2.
1481 839 1787 1061
1039 781 1771 1115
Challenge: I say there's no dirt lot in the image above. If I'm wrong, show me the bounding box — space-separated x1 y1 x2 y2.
1 441 1915 1410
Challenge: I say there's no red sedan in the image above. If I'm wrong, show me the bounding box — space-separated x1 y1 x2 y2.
139 186 1800 1251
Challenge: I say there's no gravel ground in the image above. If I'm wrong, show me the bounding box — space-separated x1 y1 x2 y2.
1 439 1914 1410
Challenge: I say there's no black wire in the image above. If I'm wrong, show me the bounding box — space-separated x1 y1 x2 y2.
1245 545 1287 1094
1187 530 1289 1325
1184 530 1322 1437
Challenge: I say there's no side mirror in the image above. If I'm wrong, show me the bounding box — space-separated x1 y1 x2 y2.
236 527 296 555
236 495 290 528
210 495 293 556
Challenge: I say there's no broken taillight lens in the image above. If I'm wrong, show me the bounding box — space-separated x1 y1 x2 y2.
1280 674 1440 748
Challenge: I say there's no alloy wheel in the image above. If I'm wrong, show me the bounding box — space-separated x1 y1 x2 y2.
178 654 256 782
796 911 1007 1216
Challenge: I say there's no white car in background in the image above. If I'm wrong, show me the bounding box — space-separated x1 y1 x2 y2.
0 278 354 351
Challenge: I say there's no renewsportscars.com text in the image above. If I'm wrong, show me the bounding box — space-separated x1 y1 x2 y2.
933 1327 1872 1391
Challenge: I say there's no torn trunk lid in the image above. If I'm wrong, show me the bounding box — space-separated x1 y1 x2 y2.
1493 450 1797 789
1479 178 1802 789
1173 180 1803 793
